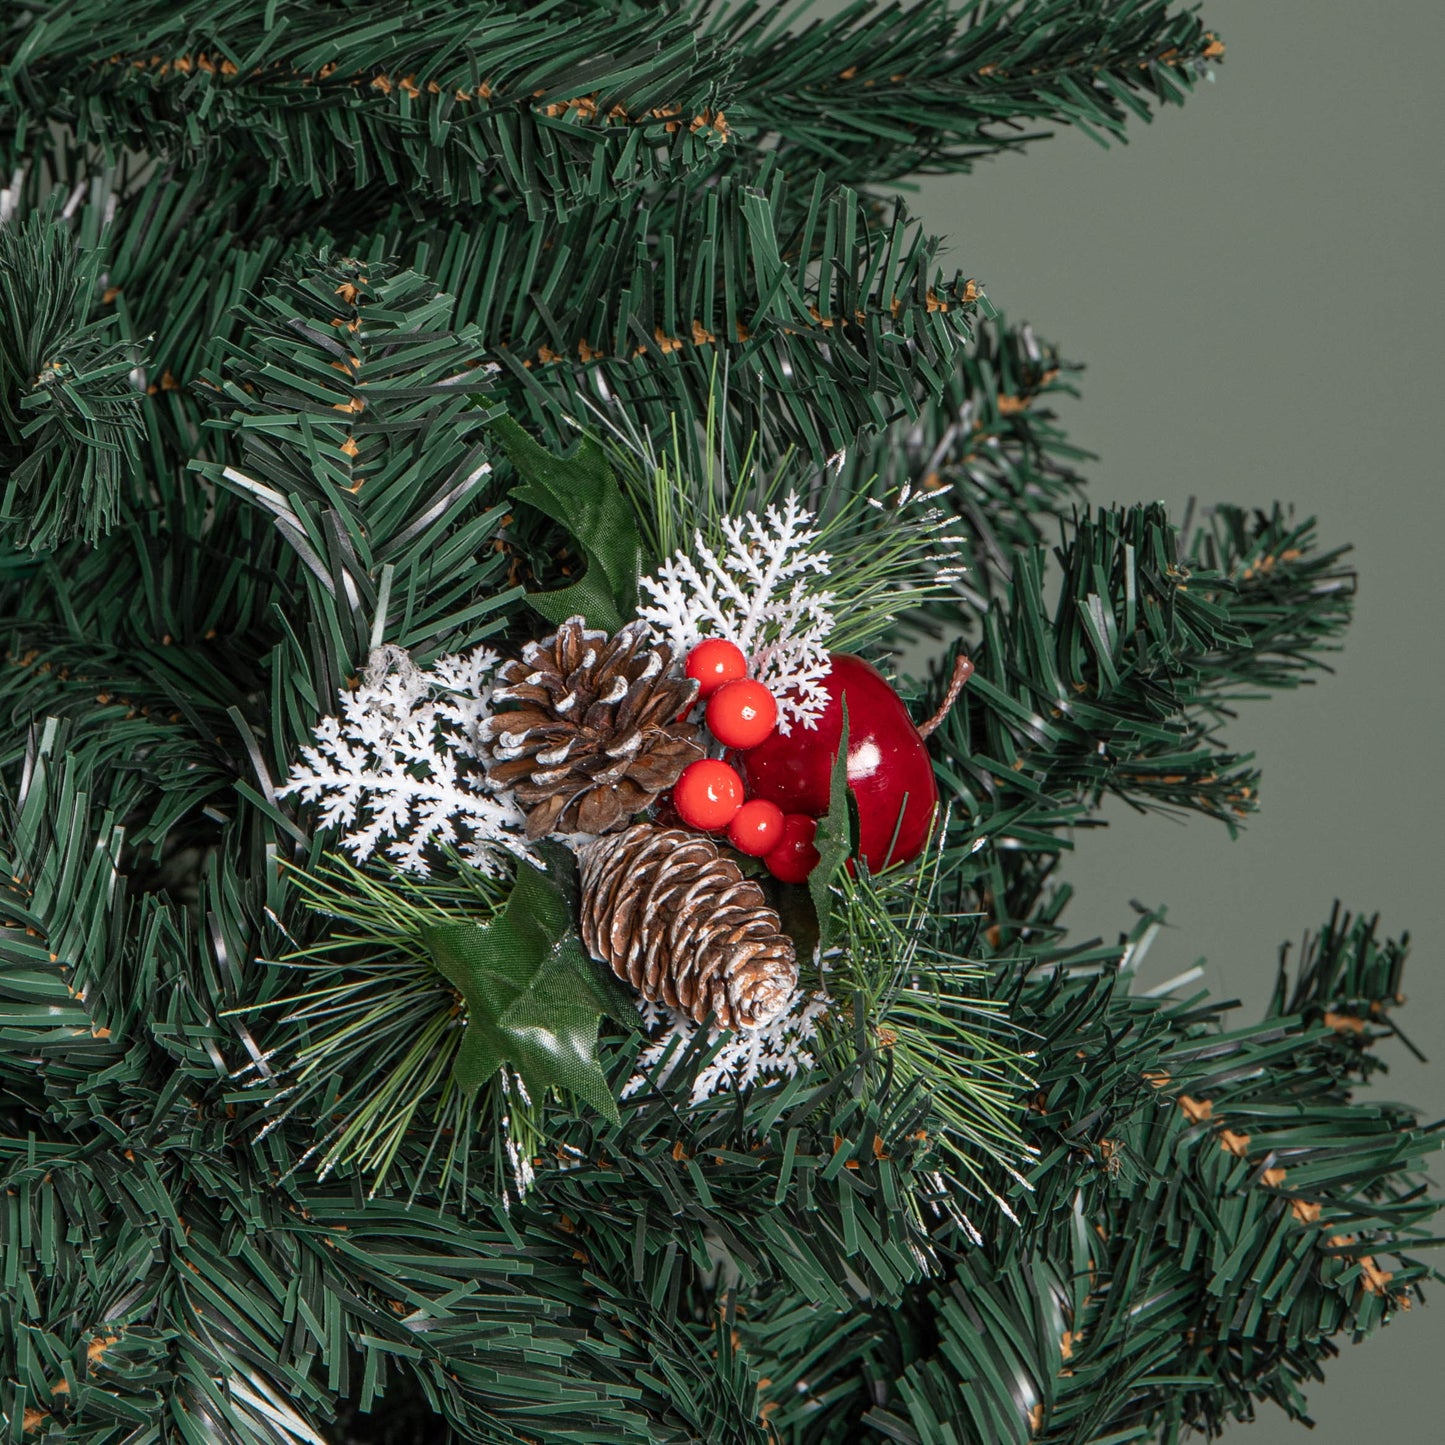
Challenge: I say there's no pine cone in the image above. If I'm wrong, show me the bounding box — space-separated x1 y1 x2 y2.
480 617 703 839
579 823 798 1029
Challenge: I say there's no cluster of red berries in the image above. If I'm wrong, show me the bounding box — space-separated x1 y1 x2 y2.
670 639 820 884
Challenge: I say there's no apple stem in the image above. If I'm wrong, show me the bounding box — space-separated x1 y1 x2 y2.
917 653 974 740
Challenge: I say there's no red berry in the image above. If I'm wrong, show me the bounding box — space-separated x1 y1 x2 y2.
764 814 820 884
672 759 745 832
706 678 778 750
727 798 786 857
685 638 749 699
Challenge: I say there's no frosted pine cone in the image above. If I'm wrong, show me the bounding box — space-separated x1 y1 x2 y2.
479 617 703 839
579 822 798 1029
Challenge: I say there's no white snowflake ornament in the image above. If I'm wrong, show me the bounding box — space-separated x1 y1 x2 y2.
622 987 832 1105
281 643 531 875
637 494 835 732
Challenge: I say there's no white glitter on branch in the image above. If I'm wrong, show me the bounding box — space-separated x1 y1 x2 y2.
281 643 531 875
622 988 832 1104
636 495 835 733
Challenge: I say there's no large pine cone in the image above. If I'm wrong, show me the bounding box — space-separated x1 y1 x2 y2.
579 823 798 1029
480 617 703 839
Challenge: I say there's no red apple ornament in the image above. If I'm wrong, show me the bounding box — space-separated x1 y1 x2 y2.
738 654 939 872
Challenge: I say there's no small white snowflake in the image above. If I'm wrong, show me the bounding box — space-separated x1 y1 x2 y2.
622 988 832 1104
637 494 835 732
281 643 531 875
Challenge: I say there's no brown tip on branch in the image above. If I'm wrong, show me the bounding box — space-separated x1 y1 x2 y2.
917 653 974 740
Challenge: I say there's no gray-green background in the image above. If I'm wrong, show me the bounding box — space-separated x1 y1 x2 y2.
905 1 1443 1438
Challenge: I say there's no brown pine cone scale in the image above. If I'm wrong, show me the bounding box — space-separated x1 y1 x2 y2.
480 617 703 839
579 823 798 1030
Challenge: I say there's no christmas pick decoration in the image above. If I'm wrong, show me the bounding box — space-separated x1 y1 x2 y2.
421 851 635 1122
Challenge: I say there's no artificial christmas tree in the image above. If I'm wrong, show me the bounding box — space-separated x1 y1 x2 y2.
0 4 1436 1445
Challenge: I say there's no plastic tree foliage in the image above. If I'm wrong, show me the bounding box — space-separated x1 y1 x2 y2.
0 4 1436 1444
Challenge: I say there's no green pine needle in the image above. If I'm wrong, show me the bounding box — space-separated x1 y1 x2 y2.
228 855 543 1199
823 842 1039 1227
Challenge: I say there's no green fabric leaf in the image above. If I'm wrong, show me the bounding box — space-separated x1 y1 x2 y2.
810 704 857 956
491 414 643 633
421 857 632 1122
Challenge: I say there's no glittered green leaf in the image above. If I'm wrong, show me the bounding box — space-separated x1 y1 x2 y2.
810 703 857 956
420 857 631 1121
491 414 642 633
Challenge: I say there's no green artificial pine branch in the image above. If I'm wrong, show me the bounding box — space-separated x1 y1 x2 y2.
822 857 1037 1219
713 0 1225 184
744 907 1438 1445
0 1 729 219
1 2 1220 224
0 210 144 550
848 906 1440 1445
200 255 522 724
381 169 985 468
6 162 985 485
231 854 517 1195
927 501 1356 934
0 720 129 1084
846 312 1093 618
